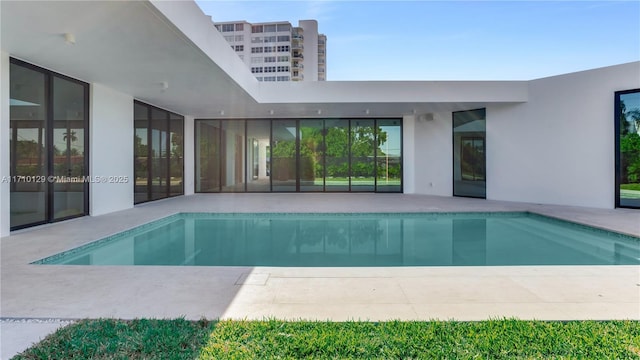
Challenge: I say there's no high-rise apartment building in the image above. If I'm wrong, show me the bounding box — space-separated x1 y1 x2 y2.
214 20 326 82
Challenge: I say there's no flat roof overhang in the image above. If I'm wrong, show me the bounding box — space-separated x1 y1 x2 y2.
2 0 529 119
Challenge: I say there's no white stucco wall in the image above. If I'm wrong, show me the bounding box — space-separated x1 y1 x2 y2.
487 62 640 208
299 20 318 82
401 115 416 193
183 115 195 195
0 52 10 237
90 84 134 216
410 111 454 196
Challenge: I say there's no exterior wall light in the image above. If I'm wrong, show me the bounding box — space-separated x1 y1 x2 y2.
64 33 76 45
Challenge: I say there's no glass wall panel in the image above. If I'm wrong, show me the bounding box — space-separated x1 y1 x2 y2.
134 104 150 203
350 119 375 192
376 119 402 192
453 109 486 198
271 120 298 191
246 120 271 191
150 108 168 200
9 63 47 228
324 119 350 191
52 76 86 219
169 114 184 196
194 118 402 194
616 89 640 208
221 121 246 192
195 120 221 192
299 119 324 191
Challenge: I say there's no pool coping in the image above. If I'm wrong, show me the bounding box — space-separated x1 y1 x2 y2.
2 194 639 327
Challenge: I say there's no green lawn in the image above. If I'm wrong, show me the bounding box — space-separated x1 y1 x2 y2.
13 318 640 359
12 319 212 360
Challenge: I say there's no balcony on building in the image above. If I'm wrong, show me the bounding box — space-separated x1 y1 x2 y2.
292 28 304 39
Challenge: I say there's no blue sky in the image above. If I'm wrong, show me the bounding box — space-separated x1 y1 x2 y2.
195 1 640 81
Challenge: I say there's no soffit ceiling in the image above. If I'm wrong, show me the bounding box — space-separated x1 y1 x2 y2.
1 0 256 116
1 1 527 119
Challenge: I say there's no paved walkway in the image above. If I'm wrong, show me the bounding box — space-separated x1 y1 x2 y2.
1 194 639 358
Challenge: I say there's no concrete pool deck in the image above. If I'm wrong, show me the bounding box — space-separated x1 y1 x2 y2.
1 194 639 357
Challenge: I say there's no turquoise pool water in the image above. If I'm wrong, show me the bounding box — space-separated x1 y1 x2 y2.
35 212 640 266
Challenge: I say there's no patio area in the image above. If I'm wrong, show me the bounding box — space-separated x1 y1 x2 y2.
1 194 639 357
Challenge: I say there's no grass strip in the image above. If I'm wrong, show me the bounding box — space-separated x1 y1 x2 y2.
13 318 214 360
12 318 640 359
199 319 640 359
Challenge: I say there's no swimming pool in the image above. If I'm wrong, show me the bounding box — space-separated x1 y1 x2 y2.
35 212 640 266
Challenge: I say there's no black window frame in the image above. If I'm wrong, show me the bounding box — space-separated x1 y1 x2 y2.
615 88 640 209
9 57 90 231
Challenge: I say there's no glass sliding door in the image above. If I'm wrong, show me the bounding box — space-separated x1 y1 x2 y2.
9 62 48 228
350 119 375 192
299 119 324 191
324 119 350 191
246 120 271 191
52 76 87 219
272 120 297 192
195 120 221 192
616 89 640 208
453 109 486 198
133 101 184 203
194 118 402 194
376 119 402 192
9 58 89 230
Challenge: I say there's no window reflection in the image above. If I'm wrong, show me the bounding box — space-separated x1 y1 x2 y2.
324 119 350 191
272 120 297 192
195 120 221 192
52 76 86 219
350 119 375 192
376 119 402 192
299 120 324 191
453 109 486 198
9 63 47 228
